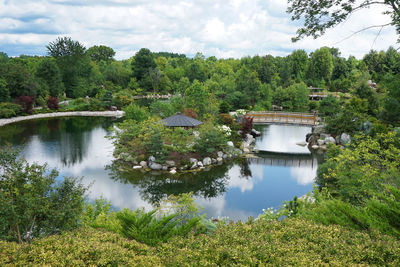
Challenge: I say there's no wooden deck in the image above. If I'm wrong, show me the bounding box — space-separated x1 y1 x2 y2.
246 111 317 126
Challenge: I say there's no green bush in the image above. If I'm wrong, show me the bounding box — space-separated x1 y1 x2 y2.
123 103 149 122
0 147 87 243
0 102 22 118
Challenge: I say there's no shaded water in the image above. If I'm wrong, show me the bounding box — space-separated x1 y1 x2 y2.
0 117 319 221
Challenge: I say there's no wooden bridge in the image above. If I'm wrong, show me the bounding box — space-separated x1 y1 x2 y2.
246 111 318 126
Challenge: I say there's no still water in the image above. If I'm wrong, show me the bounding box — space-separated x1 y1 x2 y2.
0 117 319 221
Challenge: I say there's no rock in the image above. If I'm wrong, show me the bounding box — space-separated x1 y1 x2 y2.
193 131 200 138
251 128 261 137
312 125 325 134
305 133 313 142
149 162 162 170
317 139 325 146
307 134 319 146
296 141 307 147
217 151 224 158
191 162 198 169
243 147 250 153
203 157 212 166
217 157 223 162
227 141 234 147
110 106 117 111
162 165 168 171
222 154 228 159
311 145 319 150
140 161 147 167
320 133 331 140
189 158 198 164
133 165 142 169
325 136 336 144
170 169 177 174
197 161 204 167
320 145 327 151
340 133 351 145
211 158 217 164
148 156 155 163
245 134 254 144
165 160 176 167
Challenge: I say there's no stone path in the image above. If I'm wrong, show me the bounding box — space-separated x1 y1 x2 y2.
0 111 125 127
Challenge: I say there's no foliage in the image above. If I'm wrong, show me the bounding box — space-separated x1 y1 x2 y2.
81 197 120 233
240 116 253 138
193 122 228 156
46 96 59 110
0 102 22 118
273 82 309 111
0 147 87 243
318 95 341 117
183 108 198 119
15 95 34 114
287 0 400 42
123 103 149 122
86 45 115 62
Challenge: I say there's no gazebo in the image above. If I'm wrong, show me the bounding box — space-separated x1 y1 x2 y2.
160 112 203 128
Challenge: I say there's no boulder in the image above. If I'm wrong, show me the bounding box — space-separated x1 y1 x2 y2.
170 169 177 174
217 157 223 162
296 141 307 147
140 161 147 167
203 157 212 166
162 165 168 171
191 162 198 169
227 141 234 147
133 165 142 169
211 158 217 164
311 145 319 150
148 156 156 163
320 133 331 140
217 151 224 158
197 161 204 167
251 128 261 137
340 133 351 145
222 154 228 159
189 158 198 164
245 134 255 144
149 162 162 170
325 136 336 144
317 139 325 146
305 133 313 142
165 160 176 167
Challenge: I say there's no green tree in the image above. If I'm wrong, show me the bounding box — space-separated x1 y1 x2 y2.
0 78 9 102
131 48 157 91
0 148 87 243
235 66 261 108
35 58 64 97
308 47 333 85
86 45 115 62
46 37 92 98
289 49 308 80
288 0 400 42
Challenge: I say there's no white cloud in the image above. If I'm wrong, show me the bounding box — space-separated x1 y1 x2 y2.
0 0 397 59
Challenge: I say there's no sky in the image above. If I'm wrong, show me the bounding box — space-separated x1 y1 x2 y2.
0 0 398 60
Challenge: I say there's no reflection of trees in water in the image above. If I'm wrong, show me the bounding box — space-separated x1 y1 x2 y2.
240 159 252 179
0 117 115 166
107 160 248 205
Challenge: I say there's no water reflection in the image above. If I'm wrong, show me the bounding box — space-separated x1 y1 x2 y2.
0 117 321 221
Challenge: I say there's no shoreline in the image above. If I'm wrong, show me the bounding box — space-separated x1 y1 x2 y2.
0 110 125 127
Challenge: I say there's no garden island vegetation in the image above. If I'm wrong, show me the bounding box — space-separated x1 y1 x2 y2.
1 0 400 264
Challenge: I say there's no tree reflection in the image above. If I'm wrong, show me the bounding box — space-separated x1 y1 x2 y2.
106 160 248 205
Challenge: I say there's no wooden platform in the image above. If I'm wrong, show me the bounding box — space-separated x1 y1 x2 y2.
246 111 317 126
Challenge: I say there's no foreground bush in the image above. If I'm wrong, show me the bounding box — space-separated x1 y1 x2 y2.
2 218 399 266
158 218 400 266
0 102 21 118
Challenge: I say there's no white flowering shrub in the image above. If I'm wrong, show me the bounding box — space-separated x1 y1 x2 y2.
217 125 231 136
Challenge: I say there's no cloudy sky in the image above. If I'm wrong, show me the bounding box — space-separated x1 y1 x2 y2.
0 0 398 60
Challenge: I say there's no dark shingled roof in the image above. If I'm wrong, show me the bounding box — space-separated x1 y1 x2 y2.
160 112 203 127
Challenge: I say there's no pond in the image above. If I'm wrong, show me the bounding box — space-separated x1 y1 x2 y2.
0 117 321 221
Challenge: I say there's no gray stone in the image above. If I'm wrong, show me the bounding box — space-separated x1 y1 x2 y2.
217 151 224 158
133 165 142 169
165 160 176 167
311 145 319 150
149 162 162 170
191 162 198 169
251 129 261 136
340 133 351 145
317 139 325 146
227 141 234 147
296 141 307 147
148 156 156 163
140 161 147 167
222 154 228 159
245 133 254 144
170 169 177 174
211 158 217 164
203 157 212 166
189 158 198 164
162 166 168 171
320 133 331 140
243 147 250 153
325 136 336 144
197 161 203 167
217 157 223 162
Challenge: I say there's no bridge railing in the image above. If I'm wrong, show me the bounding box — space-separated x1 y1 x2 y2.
246 111 317 125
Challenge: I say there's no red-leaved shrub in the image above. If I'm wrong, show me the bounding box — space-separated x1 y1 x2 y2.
15 96 34 114
240 116 253 138
47 96 59 110
183 108 198 119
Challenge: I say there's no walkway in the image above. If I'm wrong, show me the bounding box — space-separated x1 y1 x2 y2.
246 111 317 126
0 111 124 127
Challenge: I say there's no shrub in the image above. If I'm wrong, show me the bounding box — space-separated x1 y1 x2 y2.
240 116 253 138
183 108 198 119
219 101 231 113
218 113 235 127
70 98 89 111
0 147 87 243
88 98 105 111
0 102 22 118
123 104 149 122
15 95 34 114
193 122 228 156
47 96 59 110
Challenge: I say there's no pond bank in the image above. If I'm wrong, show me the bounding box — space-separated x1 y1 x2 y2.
0 111 125 127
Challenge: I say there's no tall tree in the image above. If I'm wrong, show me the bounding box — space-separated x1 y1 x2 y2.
86 45 115 62
288 0 400 42
46 37 92 97
35 58 64 97
131 48 157 92
308 47 334 86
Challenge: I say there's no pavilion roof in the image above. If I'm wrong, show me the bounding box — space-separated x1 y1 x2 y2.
160 112 203 127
